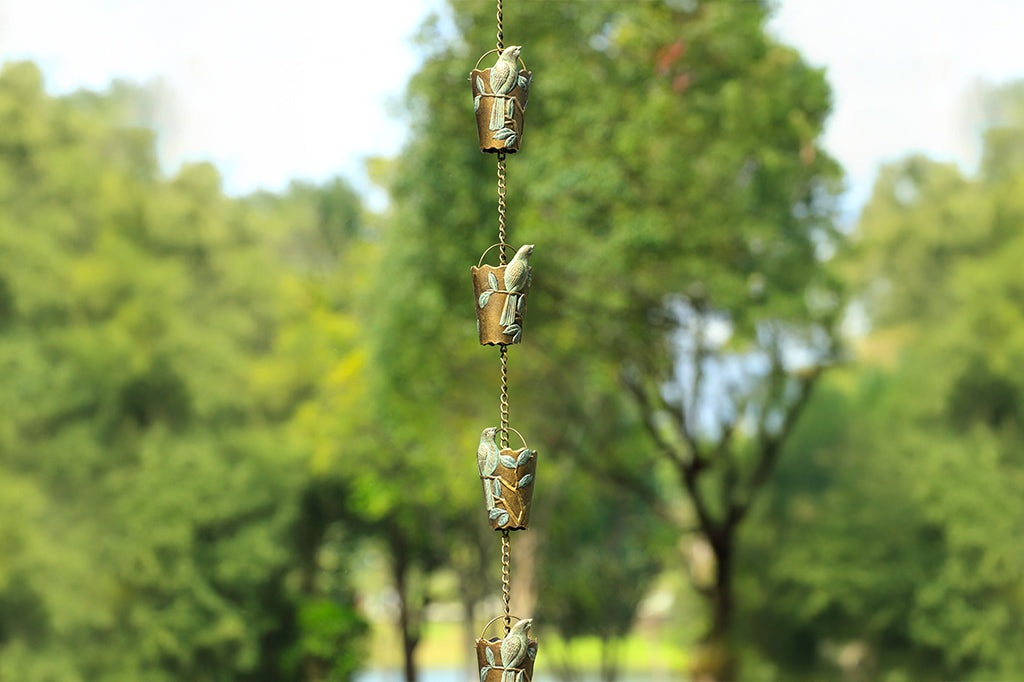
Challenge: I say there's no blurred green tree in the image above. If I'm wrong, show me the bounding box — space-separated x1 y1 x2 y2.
0 61 367 681
534 452 674 682
376 1 843 679
744 81 1024 681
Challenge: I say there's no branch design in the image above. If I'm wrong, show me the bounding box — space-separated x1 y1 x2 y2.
481 448 535 528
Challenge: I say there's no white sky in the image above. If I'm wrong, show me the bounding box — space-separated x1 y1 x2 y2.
1 0 1023 216
770 0 1024 214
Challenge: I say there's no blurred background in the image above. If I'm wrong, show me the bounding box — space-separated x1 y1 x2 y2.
1 1 1023 681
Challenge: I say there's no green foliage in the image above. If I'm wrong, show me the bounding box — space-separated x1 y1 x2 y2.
284 599 368 682
535 457 673 644
0 62 367 681
14 6 1024 681
744 81 1024 680
377 3 844 679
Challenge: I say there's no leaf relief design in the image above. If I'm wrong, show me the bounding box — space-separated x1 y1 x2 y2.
477 75 486 94
479 290 492 308
517 473 533 489
488 272 498 290
516 449 533 467
499 454 518 469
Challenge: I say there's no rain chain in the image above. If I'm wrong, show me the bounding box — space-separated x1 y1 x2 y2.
469 1 539 679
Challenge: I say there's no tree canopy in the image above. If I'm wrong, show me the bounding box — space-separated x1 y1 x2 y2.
0 61 367 682
742 80 1024 681
375 1 843 679
4 5 1024 681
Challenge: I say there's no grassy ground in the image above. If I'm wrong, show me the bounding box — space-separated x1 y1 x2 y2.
366 620 688 676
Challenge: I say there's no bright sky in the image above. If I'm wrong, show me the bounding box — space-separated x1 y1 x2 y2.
1 0 1022 216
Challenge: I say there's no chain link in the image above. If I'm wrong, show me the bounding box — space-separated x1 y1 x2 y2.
496 0 503 51
497 152 508 265
499 345 509 448
501 530 512 634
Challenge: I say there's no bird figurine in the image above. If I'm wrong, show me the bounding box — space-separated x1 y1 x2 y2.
489 45 522 131
499 618 533 682
476 427 500 510
500 244 534 327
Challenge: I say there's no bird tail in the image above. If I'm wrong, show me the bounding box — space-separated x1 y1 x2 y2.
489 96 506 131
501 670 516 682
481 479 495 511
499 293 516 327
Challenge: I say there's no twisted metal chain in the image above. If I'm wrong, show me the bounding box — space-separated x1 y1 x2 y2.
501 530 512 634
497 152 508 265
499 345 510 448
496 0 503 51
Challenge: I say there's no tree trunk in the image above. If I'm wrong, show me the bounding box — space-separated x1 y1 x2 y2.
600 636 619 682
709 533 734 645
553 650 580 682
691 532 737 682
297 486 327 682
303 658 326 682
462 593 477 682
393 552 420 682
510 530 537 618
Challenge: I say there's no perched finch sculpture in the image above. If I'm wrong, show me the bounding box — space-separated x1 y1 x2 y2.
476 427 500 510
489 45 522 131
500 244 534 327
499 618 533 682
